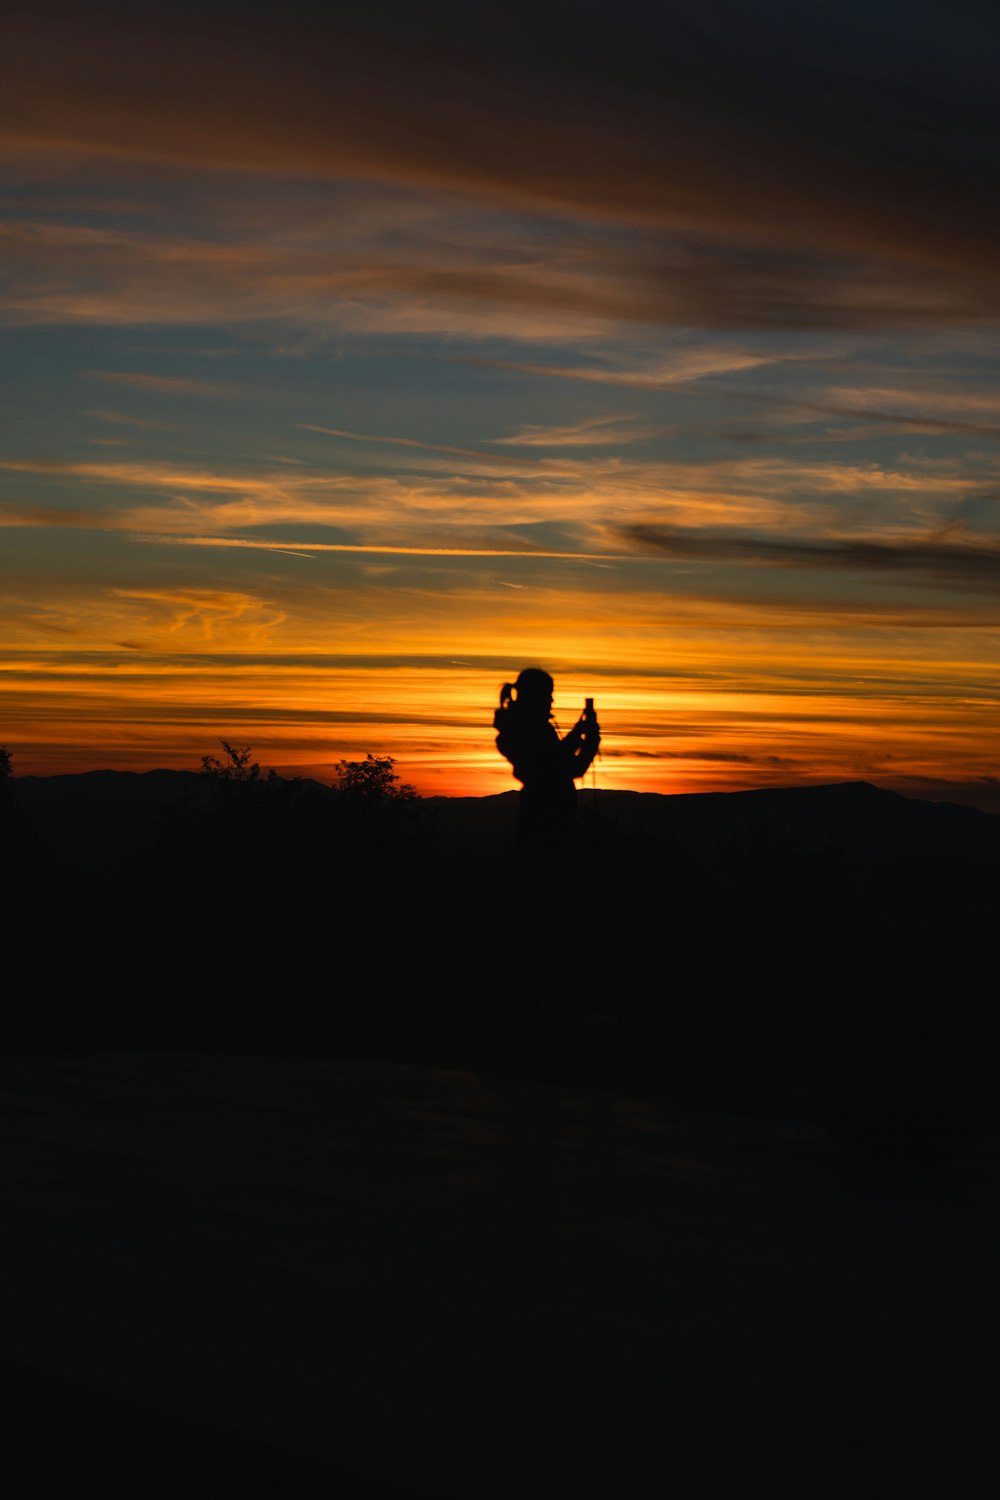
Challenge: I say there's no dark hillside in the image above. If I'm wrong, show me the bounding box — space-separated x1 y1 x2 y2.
14 768 200 872
16 772 1000 873
8 769 1000 1163
428 780 1000 860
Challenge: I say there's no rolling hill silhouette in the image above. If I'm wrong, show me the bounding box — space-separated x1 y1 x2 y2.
14 770 1000 872
7 767 1000 1164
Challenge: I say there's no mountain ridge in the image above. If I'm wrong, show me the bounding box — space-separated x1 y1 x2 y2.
11 768 999 872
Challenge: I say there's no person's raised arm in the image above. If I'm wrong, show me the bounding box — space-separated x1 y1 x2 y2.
559 708 600 779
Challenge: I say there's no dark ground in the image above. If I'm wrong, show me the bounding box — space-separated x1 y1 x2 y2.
4 774 1000 1491
3 1054 1000 1496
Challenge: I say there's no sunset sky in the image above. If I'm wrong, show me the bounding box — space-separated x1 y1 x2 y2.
3 1 1000 804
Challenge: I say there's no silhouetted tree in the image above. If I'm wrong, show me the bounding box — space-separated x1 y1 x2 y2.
200 740 268 782
152 740 278 882
333 753 416 802
0 745 11 779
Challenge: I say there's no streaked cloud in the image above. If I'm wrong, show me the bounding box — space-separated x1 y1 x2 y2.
134 535 622 561
620 524 1000 587
84 408 175 430
492 416 666 447
298 424 544 466
5 6 999 279
4 445 999 547
108 587 286 644
463 347 785 386
84 370 236 397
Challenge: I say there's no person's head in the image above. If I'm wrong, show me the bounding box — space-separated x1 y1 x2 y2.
514 668 554 719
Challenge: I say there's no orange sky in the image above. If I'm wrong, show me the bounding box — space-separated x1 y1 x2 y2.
6 598 998 804
2 5 999 809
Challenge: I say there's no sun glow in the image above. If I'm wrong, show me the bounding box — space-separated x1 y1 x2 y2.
5 620 998 799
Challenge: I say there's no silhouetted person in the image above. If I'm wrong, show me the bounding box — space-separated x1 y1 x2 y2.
494 668 600 853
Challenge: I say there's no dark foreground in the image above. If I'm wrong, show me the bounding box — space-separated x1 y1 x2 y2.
3 1055 999 1495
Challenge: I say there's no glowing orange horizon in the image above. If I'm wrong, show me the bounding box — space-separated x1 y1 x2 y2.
5 645 998 805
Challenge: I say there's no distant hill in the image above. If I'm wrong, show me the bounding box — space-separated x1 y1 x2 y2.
13 769 200 872
15 769 999 873
12 767 329 872
427 780 1000 859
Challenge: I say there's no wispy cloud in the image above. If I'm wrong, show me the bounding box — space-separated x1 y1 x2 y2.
5 446 998 545
461 358 1000 442
464 348 781 388
84 370 235 397
712 384 1000 440
133 534 624 561
829 387 1000 419
492 415 666 447
299 423 543 466
6 200 998 340
8 5 1000 331
84 408 175 430
108 587 286 643
0 502 115 528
